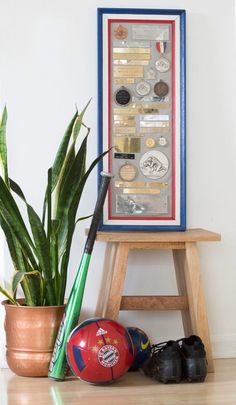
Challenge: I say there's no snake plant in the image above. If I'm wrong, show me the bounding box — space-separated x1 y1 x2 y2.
0 102 108 306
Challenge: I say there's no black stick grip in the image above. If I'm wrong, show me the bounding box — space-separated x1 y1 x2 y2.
84 172 112 254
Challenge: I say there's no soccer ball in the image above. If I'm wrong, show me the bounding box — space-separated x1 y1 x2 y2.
127 327 151 371
66 318 134 384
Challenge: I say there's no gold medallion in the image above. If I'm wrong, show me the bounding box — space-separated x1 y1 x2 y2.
119 163 138 181
145 138 156 148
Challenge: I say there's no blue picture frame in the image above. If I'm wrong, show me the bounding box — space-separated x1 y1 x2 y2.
98 8 186 231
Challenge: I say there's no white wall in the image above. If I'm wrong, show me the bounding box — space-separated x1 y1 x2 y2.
0 0 236 366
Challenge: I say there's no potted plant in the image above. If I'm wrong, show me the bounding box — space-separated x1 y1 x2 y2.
0 101 107 376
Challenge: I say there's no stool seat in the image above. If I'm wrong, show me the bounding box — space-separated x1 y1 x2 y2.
95 228 221 373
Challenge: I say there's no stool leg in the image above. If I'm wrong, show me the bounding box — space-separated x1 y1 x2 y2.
103 243 130 320
95 242 118 318
184 242 214 372
173 249 193 337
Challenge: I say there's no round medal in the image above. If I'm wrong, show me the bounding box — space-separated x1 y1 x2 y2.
119 162 137 181
154 81 169 97
135 81 151 96
114 25 128 40
115 87 131 106
155 57 171 73
145 138 156 148
139 151 169 179
158 136 168 146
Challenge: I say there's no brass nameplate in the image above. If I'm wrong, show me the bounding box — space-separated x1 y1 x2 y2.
115 181 145 188
114 60 149 66
114 121 136 127
114 127 136 134
114 78 135 84
115 137 141 153
114 66 144 78
113 47 151 54
123 188 161 195
113 53 150 60
140 127 169 134
147 182 168 188
114 115 135 121
115 133 143 137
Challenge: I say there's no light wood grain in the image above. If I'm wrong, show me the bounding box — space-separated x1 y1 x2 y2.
96 228 221 243
1 359 236 405
173 249 194 337
184 242 214 372
103 243 130 320
120 295 188 311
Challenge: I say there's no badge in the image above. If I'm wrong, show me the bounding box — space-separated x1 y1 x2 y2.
114 25 128 40
115 87 131 106
135 80 151 96
145 138 156 148
155 57 171 73
158 136 168 146
119 162 138 181
146 67 156 80
139 150 169 179
154 81 169 97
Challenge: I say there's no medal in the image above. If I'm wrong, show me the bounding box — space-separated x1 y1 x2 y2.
135 80 151 96
115 87 131 106
155 57 171 72
154 81 169 97
114 25 128 40
158 136 168 146
139 150 169 179
119 162 138 181
145 138 156 148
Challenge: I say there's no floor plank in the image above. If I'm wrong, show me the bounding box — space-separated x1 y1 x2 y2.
0 359 236 405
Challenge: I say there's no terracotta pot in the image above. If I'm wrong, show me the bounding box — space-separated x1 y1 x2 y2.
2 299 65 377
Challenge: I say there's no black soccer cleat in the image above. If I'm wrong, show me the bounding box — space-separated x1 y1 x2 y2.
179 335 208 382
142 340 182 384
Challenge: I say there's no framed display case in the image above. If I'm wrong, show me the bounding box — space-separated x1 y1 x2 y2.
97 8 186 231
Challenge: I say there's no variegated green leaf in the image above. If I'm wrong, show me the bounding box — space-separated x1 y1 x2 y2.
0 283 19 305
0 107 9 187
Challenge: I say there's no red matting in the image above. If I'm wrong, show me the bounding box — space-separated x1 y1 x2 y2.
107 19 176 221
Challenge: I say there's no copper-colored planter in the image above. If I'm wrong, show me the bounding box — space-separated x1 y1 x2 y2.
2 299 65 377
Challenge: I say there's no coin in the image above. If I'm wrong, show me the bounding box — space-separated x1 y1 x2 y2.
154 81 169 97
135 80 151 96
114 25 128 40
119 162 138 181
155 57 171 73
145 138 156 148
115 87 131 106
139 150 169 179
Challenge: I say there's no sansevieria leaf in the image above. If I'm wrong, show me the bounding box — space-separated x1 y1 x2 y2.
0 106 9 187
0 283 19 306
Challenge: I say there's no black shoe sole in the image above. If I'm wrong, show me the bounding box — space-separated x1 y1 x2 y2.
157 358 182 384
184 357 207 382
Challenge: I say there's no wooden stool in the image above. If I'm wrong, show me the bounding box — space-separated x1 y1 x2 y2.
95 228 221 373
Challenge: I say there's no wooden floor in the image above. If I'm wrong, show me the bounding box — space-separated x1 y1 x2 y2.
0 359 235 405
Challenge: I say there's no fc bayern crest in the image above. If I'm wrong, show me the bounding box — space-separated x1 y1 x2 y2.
98 345 120 368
